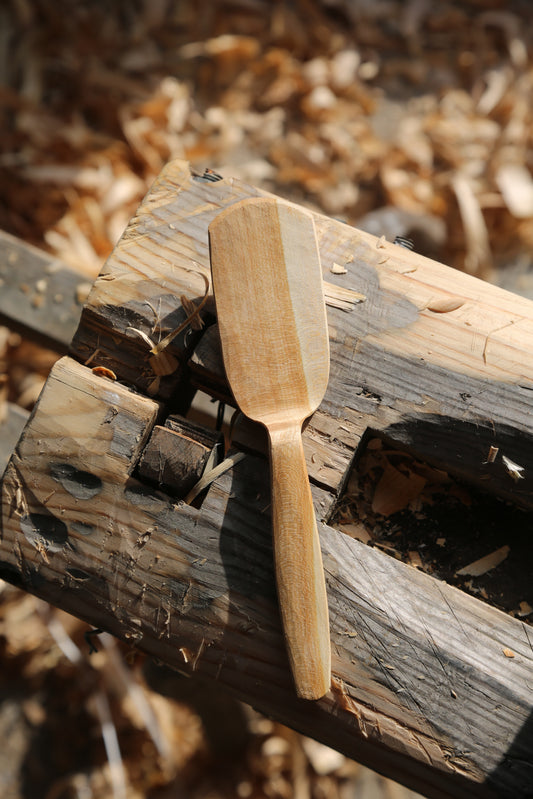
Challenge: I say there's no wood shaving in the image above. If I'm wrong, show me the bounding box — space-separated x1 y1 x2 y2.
456 545 510 577
127 327 155 349
184 451 246 504
452 174 492 274
496 164 533 219
323 281 366 311
502 454 525 481
151 272 210 355
91 366 117 381
180 295 205 331
485 445 499 464
518 601 533 617
408 551 424 570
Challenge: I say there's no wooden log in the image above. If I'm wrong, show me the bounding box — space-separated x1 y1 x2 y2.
0 356 532 799
2 160 533 797
69 160 533 510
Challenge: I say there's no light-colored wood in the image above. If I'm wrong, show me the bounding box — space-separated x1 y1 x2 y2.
209 198 330 700
269 424 330 699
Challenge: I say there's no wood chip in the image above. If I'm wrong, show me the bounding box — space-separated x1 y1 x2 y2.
301 738 345 775
91 366 117 381
496 164 533 218
408 551 424 569
322 281 366 311
371 463 427 516
338 523 372 544
330 262 347 274
426 296 465 313
485 445 499 464
456 545 510 577
517 601 533 617
502 454 525 481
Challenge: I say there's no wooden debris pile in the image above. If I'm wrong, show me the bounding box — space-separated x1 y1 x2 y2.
1 1 532 280
0 581 399 799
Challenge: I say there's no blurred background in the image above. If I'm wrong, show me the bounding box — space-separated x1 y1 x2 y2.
0 1 532 797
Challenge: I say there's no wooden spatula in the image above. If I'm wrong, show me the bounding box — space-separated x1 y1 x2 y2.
209 197 331 700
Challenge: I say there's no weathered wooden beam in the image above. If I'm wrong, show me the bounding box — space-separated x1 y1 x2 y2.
1 356 532 799
0 230 87 352
69 160 533 509
2 160 533 797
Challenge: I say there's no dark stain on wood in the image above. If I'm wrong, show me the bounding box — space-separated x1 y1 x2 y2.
20 512 69 552
50 463 103 499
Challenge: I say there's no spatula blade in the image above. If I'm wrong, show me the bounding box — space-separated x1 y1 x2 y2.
209 198 329 427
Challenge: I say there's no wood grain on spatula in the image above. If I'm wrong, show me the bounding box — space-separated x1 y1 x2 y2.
209 197 331 699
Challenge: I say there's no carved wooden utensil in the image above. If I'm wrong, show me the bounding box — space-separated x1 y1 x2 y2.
209 197 331 699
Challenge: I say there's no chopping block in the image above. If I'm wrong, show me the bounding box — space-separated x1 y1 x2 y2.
2 160 533 799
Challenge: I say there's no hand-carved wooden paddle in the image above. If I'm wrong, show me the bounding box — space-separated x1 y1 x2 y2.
209 197 331 700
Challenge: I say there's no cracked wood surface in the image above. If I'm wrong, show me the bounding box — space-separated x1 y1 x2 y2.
2 159 533 797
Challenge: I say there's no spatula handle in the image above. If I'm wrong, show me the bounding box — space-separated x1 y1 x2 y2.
269 424 331 700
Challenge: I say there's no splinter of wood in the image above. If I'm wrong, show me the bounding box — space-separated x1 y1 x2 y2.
209 197 331 700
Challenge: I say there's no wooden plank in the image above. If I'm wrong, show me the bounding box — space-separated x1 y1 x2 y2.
0 403 29 477
1 357 532 798
0 230 87 351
